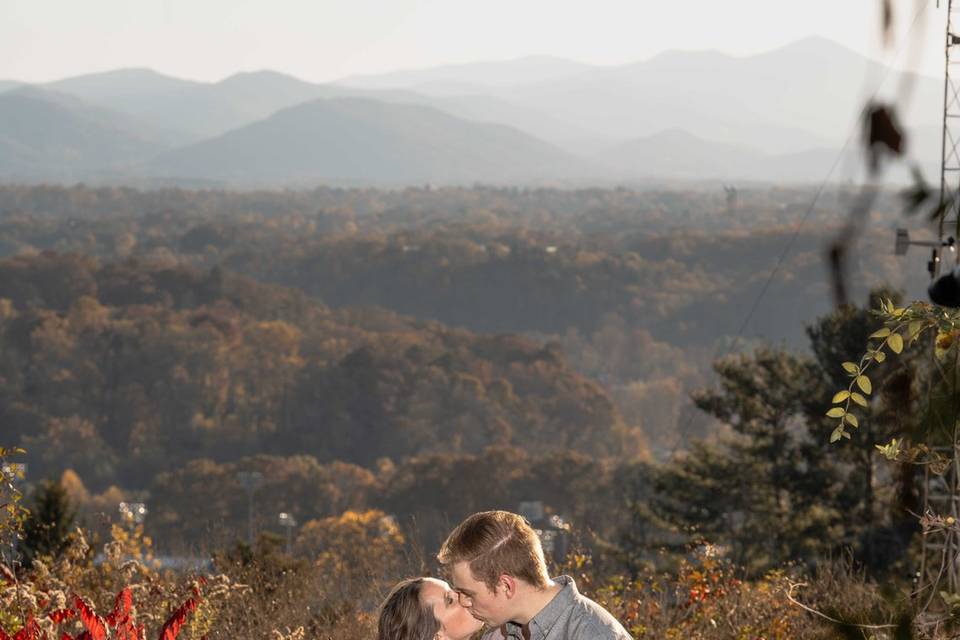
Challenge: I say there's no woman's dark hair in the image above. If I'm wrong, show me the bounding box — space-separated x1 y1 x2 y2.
377 577 440 640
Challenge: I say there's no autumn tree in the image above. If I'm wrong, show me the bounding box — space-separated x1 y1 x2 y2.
296 509 406 604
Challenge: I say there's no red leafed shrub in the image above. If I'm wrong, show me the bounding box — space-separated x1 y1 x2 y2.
157 596 200 640
105 589 132 629
5 588 201 640
0 617 43 640
47 611 75 625
73 596 108 640
104 589 139 640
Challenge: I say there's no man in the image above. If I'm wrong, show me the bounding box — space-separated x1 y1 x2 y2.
438 510 633 640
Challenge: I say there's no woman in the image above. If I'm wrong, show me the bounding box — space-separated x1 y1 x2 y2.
377 577 493 640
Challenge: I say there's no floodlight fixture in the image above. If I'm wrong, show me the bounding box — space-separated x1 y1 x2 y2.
278 512 297 554
894 229 957 283
894 228 953 256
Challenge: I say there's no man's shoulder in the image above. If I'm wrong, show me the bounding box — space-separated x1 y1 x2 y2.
566 591 633 639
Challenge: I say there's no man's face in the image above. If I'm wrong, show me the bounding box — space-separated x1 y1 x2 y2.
450 561 511 627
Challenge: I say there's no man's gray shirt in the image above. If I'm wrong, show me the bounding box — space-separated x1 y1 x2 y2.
483 575 633 640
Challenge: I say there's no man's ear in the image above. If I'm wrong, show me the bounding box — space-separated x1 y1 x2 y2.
498 574 517 598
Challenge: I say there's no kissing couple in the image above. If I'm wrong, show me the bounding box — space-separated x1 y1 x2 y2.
377 510 633 640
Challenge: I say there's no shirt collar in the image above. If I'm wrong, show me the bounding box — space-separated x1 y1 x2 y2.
504 576 577 640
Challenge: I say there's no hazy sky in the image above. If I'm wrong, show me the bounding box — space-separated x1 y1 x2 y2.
0 0 947 83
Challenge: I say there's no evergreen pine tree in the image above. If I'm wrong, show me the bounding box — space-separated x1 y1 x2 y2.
19 480 75 567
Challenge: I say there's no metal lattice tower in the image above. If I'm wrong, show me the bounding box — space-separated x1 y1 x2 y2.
919 0 960 599
919 447 960 595
938 0 960 267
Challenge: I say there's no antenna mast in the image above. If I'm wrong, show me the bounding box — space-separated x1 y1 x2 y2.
919 0 960 600
938 0 960 269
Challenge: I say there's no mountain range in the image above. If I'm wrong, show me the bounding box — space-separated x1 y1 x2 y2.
0 37 944 186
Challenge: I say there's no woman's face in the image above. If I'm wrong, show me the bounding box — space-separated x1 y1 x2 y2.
419 578 482 640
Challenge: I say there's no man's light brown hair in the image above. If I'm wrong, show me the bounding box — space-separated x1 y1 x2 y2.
438 510 549 590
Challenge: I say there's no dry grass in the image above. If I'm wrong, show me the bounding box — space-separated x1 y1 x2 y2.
1 525 945 640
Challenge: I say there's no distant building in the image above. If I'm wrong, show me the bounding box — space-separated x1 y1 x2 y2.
518 501 571 562
723 185 738 214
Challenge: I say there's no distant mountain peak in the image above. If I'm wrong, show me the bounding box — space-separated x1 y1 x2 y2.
758 35 870 63
779 34 859 51
217 69 310 85
45 68 203 105
49 67 186 85
89 67 163 77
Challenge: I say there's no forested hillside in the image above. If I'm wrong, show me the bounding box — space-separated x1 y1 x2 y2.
0 252 633 485
0 184 929 453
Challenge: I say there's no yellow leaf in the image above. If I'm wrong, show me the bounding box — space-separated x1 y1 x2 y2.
832 390 850 404
842 362 859 375
826 407 846 418
856 375 872 395
887 333 903 354
844 413 859 428
830 428 844 443
875 438 900 461
851 392 868 407
874 351 886 363
908 321 924 340
870 328 891 339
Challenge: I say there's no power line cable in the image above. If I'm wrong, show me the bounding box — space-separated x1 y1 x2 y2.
673 0 933 444
730 0 931 353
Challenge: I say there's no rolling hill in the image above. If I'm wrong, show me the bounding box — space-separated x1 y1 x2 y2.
147 97 591 184
0 87 172 178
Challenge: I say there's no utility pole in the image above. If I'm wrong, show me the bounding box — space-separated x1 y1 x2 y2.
237 471 263 546
278 512 297 555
